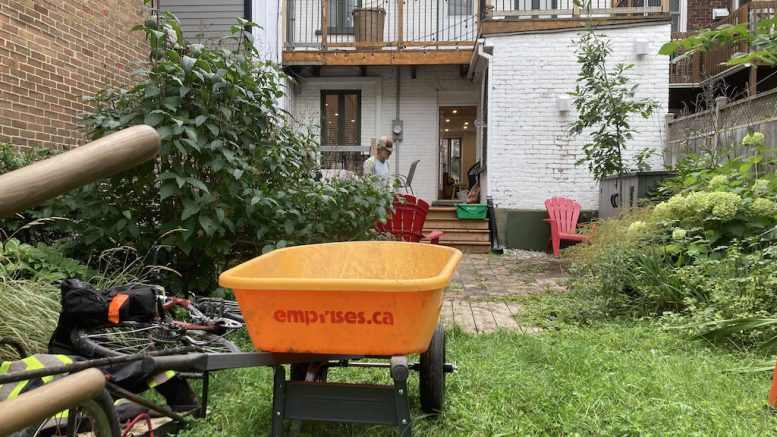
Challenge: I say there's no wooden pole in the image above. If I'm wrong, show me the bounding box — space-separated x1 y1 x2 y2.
0 369 105 436
321 0 328 49
661 0 668 14
750 65 758 97
0 125 160 218
398 0 404 45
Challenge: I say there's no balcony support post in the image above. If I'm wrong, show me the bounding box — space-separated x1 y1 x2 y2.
321 0 328 49
398 0 404 45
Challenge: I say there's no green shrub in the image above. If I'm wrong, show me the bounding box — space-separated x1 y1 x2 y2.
0 278 60 360
46 13 394 291
0 238 92 283
562 132 777 347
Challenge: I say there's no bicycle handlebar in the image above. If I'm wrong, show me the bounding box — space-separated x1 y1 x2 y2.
0 125 160 218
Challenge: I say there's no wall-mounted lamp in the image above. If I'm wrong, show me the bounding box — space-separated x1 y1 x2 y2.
556 95 571 113
633 40 650 56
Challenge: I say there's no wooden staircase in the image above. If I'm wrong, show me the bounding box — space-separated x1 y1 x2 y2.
423 207 491 253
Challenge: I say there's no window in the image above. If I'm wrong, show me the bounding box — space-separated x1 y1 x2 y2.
329 0 356 34
321 90 361 147
513 0 557 11
449 0 473 15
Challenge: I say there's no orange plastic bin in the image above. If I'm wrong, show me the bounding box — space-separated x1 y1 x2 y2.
219 241 462 356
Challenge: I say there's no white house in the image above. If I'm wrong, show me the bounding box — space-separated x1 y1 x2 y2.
161 0 671 251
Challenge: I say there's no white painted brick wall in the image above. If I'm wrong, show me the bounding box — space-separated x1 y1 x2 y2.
485 23 670 211
291 65 477 203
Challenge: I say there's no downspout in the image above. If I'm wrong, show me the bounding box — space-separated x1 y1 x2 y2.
394 65 401 177
471 40 502 253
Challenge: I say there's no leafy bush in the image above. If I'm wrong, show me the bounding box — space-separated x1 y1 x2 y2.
0 238 93 283
561 132 777 347
46 13 394 291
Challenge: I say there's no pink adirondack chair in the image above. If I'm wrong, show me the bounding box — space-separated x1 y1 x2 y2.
376 194 443 244
544 196 592 257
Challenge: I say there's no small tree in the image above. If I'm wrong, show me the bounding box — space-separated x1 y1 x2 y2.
569 0 658 207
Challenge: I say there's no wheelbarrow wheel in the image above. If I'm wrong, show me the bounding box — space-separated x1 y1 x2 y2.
419 322 445 414
290 362 328 382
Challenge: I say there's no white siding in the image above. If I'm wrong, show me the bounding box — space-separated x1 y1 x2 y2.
290 65 477 203
485 23 670 211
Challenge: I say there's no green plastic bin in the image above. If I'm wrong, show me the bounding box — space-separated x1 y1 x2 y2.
456 204 487 220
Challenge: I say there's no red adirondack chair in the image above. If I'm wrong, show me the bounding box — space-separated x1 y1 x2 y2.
544 196 592 257
376 194 443 244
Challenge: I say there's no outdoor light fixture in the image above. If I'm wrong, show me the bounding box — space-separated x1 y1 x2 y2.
556 95 571 112
633 40 650 56
452 109 458 114
445 128 449 132
446 119 450 122
463 126 468 129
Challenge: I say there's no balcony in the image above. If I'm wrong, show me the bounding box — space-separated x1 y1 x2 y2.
282 0 670 66
668 1 777 85
283 0 479 65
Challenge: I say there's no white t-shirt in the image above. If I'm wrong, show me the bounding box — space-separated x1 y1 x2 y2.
373 159 390 178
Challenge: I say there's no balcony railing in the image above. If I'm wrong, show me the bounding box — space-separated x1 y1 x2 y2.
669 1 777 84
285 0 479 49
488 0 667 19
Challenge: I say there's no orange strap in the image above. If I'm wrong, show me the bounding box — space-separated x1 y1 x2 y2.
769 360 777 408
108 293 129 325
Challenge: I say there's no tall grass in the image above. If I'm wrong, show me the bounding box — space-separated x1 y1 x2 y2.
0 278 60 359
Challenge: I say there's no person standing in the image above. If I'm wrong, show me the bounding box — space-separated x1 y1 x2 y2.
362 136 393 183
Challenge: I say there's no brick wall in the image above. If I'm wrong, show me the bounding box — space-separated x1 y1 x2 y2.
485 23 670 211
0 0 148 149
686 0 729 31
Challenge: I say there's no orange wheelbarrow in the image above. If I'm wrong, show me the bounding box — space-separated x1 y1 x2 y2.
219 241 463 436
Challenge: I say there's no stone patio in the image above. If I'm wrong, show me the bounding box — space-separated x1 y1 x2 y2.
440 251 569 334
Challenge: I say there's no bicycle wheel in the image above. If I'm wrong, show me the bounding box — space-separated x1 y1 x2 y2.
71 322 240 358
10 389 120 437
193 297 244 323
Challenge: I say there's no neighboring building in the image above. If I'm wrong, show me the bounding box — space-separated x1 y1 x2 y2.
163 1 673 250
0 0 148 148
668 0 777 113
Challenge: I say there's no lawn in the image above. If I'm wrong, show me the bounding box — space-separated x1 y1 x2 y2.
174 323 777 436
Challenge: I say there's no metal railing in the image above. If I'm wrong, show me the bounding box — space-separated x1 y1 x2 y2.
285 0 479 49
669 1 777 84
488 0 666 19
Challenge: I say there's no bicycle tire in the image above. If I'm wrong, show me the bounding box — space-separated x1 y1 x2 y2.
10 389 120 437
70 323 240 358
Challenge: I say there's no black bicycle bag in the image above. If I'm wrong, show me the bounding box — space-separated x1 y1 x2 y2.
58 279 158 327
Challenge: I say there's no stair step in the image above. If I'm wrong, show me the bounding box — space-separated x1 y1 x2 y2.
434 231 489 242
424 218 489 230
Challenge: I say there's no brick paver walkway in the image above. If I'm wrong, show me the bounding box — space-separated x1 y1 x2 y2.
440 251 569 334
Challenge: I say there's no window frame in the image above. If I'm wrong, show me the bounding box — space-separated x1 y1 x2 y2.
320 90 362 148
449 0 474 15
328 0 360 34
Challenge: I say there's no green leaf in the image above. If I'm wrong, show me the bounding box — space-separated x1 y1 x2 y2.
216 208 225 223
181 199 200 220
199 215 216 236
261 244 274 254
145 85 160 98
144 112 163 127
195 115 208 126
160 181 178 200
284 220 294 235
180 86 191 97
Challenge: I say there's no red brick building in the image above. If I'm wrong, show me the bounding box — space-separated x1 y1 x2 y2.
0 0 148 149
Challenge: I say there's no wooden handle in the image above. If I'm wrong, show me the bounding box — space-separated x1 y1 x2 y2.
0 125 160 218
0 368 106 436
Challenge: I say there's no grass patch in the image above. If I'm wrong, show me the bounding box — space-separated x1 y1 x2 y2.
174 323 777 436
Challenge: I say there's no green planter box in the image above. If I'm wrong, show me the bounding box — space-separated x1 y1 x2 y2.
456 204 487 220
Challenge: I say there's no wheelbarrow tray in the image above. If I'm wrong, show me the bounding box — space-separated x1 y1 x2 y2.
219 241 462 355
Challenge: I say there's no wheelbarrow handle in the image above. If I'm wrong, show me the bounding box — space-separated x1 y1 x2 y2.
0 125 160 218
